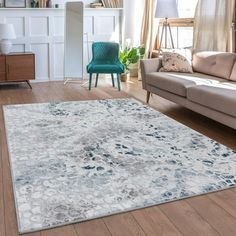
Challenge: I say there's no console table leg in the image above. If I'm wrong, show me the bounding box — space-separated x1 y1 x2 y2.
146 91 151 104
26 80 32 89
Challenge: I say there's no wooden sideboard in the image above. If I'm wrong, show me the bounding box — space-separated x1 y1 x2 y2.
0 52 35 88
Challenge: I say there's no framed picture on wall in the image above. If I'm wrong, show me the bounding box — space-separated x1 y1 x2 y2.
4 0 26 8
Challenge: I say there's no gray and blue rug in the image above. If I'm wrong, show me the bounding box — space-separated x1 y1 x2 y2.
3 98 236 234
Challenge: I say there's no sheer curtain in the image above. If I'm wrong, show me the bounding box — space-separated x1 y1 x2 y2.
123 0 145 47
140 0 159 57
193 0 235 52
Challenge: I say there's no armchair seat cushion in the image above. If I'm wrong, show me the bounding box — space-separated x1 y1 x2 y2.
87 62 124 74
187 82 236 117
146 72 225 97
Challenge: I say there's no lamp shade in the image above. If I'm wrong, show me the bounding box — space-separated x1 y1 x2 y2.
155 0 179 18
0 24 16 40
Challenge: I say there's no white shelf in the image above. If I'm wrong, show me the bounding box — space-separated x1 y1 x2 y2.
0 8 63 10
84 7 123 11
0 7 123 10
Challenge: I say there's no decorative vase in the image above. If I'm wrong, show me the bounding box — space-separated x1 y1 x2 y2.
0 39 12 55
31 0 37 8
120 73 129 82
129 62 139 77
46 0 52 8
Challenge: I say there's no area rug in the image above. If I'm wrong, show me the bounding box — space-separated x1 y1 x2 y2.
3 98 236 234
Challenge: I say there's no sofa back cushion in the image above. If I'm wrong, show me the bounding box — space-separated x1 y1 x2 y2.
192 51 236 80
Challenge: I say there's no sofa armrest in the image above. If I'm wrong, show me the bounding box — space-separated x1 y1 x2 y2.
140 58 162 89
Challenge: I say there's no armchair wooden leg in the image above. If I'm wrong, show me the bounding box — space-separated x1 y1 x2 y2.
146 91 151 103
95 74 99 87
89 73 93 90
117 74 121 91
111 74 115 87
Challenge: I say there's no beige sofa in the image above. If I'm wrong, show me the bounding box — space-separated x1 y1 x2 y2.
141 51 236 129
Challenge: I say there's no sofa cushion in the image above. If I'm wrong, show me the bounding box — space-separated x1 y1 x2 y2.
146 72 225 97
229 63 236 81
192 51 236 80
187 82 236 117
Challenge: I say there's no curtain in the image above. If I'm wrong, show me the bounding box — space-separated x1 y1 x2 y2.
123 0 145 47
140 0 159 57
193 0 235 52
233 12 236 52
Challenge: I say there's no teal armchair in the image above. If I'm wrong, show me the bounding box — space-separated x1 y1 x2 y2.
87 42 124 91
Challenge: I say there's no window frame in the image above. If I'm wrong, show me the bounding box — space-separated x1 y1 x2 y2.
153 18 194 55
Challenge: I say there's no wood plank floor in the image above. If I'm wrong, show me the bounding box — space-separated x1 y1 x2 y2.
0 79 235 236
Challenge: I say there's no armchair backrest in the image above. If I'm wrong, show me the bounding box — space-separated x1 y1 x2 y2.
92 42 120 63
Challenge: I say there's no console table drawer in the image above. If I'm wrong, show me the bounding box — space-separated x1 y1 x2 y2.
0 56 6 73
0 72 6 81
6 54 35 82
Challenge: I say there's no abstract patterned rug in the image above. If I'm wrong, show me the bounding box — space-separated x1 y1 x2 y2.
3 98 236 234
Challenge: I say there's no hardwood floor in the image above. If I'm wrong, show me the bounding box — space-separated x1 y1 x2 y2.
0 78 235 236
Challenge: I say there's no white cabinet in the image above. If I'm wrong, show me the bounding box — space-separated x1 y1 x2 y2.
0 8 123 81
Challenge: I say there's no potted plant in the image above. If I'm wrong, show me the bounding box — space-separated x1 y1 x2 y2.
119 45 145 82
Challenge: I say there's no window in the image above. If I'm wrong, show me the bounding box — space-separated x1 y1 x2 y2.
156 0 198 50
177 0 198 18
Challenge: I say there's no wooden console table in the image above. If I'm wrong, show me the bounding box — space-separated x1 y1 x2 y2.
0 52 35 88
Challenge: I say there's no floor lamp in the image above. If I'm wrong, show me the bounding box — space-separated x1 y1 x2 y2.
155 0 179 49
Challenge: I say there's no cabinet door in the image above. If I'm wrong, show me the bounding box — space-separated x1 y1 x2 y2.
6 54 35 81
0 56 6 81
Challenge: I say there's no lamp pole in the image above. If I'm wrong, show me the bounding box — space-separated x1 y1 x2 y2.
159 18 175 49
155 0 179 50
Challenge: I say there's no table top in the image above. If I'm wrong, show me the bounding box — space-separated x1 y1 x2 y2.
0 52 34 56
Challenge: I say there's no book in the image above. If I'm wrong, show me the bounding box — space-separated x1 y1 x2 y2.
101 0 106 7
38 0 46 8
106 0 111 8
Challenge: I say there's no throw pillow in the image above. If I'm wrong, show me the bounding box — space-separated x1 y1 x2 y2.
161 48 193 62
160 51 193 73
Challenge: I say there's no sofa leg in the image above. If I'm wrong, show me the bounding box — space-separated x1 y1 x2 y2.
146 91 151 103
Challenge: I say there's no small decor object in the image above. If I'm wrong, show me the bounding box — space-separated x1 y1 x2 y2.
31 0 37 8
4 0 26 8
159 51 193 73
0 24 16 55
90 2 103 8
46 0 52 8
119 45 145 81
